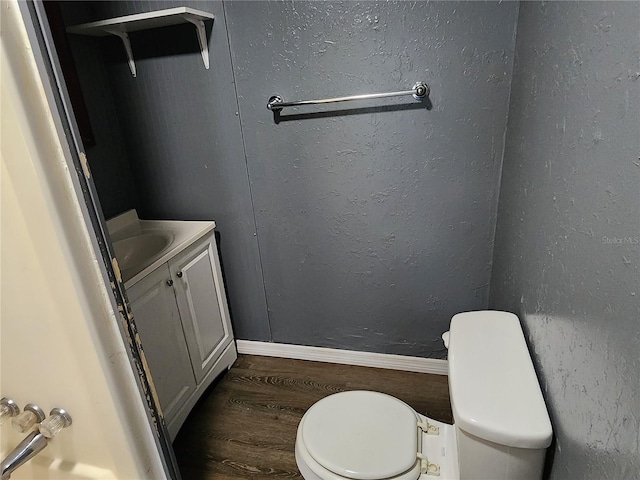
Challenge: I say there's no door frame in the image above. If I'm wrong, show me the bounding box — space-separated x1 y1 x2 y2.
17 2 181 478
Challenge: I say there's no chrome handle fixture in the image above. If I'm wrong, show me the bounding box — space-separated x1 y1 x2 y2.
176 271 183 278
0 398 20 426
1 408 72 479
12 404 45 433
1 431 48 480
39 408 72 438
166 279 174 287
266 81 430 111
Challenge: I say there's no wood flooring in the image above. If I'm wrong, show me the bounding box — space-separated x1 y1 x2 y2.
172 354 452 480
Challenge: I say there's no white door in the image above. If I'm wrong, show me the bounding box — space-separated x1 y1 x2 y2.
1 2 167 478
127 265 197 420
169 234 233 383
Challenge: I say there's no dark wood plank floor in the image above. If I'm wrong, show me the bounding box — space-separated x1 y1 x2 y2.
173 354 452 480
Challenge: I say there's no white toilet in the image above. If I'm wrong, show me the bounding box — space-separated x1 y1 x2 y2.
295 311 552 480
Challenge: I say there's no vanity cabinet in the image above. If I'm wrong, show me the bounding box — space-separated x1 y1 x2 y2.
126 264 196 423
168 234 231 383
127 231 236 439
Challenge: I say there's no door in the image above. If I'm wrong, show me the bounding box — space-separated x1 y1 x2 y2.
3 2 172 477
169 233 233 383
127 265 196 422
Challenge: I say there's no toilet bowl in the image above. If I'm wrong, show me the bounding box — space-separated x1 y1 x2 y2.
295 311 552 480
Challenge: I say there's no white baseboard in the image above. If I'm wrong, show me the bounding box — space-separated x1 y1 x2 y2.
235 340 448 376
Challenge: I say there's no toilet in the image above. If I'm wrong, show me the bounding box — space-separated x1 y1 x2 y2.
295 311 552 480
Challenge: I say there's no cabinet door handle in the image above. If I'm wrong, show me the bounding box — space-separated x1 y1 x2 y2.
176 271 183 278
166 279 174 287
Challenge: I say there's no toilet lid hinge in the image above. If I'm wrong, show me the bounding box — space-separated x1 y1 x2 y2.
417 452 440 476
418 420 440 435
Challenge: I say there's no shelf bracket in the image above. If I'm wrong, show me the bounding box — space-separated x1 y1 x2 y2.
183 17 209 70
67 8 214 77
104 29 137 77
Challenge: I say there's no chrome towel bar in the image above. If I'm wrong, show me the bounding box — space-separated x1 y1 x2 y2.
267 81 430 111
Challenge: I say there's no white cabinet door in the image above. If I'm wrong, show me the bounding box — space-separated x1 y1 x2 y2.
127 264 196 423
169 233 233 383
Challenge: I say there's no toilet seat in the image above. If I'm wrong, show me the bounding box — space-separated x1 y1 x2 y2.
296 391 423 480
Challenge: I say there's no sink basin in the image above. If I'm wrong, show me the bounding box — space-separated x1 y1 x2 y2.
113 233 173 273
106 210 215 286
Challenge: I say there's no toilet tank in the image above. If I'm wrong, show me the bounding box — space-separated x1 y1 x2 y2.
446 311 552 480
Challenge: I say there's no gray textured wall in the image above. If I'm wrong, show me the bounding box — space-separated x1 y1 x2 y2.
70 0 519 356
225 1 518 355
87 0 272 341
490 2 640 478
61 4 139 220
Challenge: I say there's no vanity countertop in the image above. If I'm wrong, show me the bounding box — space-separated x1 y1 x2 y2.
107 210 215 287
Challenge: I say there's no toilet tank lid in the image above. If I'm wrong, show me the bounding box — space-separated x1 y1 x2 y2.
448 311 552 449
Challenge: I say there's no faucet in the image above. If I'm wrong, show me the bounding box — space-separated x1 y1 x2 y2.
1 407 71 479
1 431 48 480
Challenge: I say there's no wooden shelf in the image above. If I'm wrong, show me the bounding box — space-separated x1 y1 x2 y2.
67 7 214 77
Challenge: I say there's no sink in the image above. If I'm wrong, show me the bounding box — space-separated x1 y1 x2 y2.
112 233 173 274
106 210 215 286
